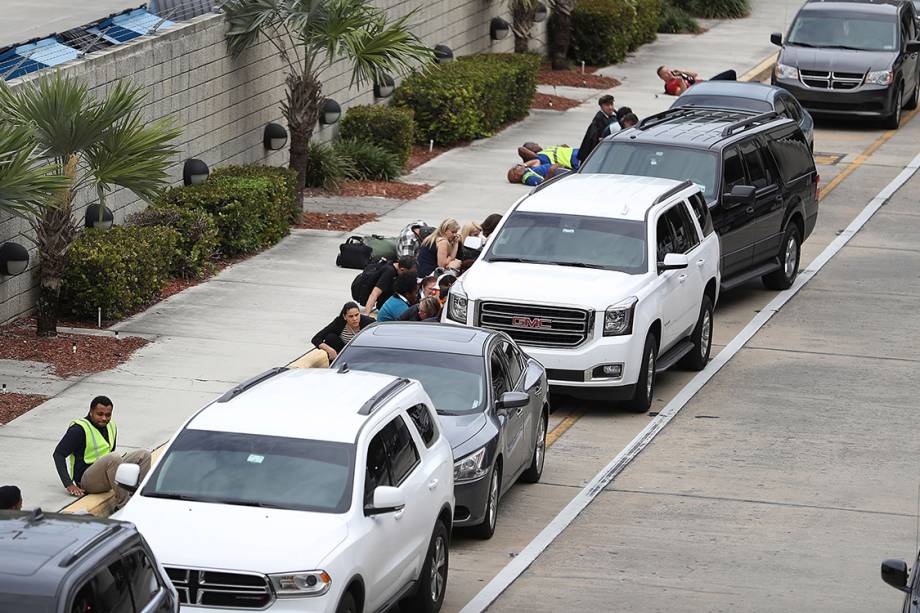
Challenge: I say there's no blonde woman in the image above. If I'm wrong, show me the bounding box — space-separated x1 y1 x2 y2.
417 218 461 277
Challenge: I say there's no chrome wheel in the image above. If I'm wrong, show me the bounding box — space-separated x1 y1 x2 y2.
645 350 655 399
784 234 798 280
429 535 446 602
700 309 712 359
487 469 499 531
535 417 546 474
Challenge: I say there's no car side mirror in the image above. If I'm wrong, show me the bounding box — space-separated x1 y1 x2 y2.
722 184 756 208
770 32 783 46
907 40 920 54
881 559 911 593
365 486 405 516
497 391 529 410
658 253 689 272
114 463 140 492
523 361 543 391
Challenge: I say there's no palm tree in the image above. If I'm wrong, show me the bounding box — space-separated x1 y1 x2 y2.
509 0 541 54
223 0 434 197
0 72 181 336
549 0 577 69
0 125 68 217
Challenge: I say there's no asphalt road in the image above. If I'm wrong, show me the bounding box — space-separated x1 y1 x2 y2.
437 113 920 612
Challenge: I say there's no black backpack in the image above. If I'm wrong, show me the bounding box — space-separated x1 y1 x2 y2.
351 258 391 305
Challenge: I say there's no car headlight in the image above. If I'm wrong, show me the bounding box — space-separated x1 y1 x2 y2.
774 63 799 81
603 297 638 337
269 570 331 597
454 447 488 483
447 286 469 323
866 70 893 85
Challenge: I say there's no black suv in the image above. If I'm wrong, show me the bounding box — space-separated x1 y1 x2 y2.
0 509 178 613
580 107 818 291
770 0 920 128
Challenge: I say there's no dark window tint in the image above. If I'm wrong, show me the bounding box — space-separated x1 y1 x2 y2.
675 203 701 250
722 148 746 193
688 192 714 237
407 404 438 447
71 550 160 613
780 95 802 122
380 416 419 485
500 341 524 385
767 129 814 183
660 205 694 254
773 96 789 119
490 350 511 398
656 212 676 261
740 142 774 189
364 431 391 505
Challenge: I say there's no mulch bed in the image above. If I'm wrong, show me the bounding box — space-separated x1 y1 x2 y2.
305 181 432 200
295 212 380 231
531 93 582 111
0 392 50 425
538 64 620 89
0 318 148 378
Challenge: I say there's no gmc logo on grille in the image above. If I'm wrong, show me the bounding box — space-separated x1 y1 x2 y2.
511 316 551 329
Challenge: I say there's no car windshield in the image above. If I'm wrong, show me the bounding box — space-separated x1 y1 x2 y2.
337 347 486 415
581 142 719 201
142 430 354 513
787 12 897 52
674 95 772 113
484 211 647 274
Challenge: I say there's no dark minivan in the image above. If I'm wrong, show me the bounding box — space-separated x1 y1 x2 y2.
771 0 920 128
0 509 178 613
581 108 818 291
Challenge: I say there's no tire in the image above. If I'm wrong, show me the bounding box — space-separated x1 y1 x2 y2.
906 78 920 111
626 332 657 413
679 295 713 371
405 521 449 613
470 464 501 539
520 409 548 484
762 223 801 290
336 591 357 613
884 85 904 129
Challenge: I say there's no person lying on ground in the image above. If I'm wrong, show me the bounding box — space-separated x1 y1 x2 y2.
313 301 375 361
657 65 737 96
507 162 561 186
518 144 581 170
52 396 152 509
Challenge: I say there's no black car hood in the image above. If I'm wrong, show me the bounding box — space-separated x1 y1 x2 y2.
437 410 489 450
781 45 896 73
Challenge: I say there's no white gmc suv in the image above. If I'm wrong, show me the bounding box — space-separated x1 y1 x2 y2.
444 174 720 411
113 367 455 613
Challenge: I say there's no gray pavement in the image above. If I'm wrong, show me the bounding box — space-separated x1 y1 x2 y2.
489 106 920 612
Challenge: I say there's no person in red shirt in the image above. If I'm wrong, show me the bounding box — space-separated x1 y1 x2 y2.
657 65 737 96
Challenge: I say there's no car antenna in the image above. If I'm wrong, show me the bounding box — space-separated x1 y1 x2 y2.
337 362 349 374
28 508 44 524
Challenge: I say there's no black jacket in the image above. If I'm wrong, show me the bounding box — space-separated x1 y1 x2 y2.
311 314 375 348
577 110 615 163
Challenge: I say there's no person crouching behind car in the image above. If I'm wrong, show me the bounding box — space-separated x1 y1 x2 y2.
377 272 419 322
400 296 442 322
312 301 375 361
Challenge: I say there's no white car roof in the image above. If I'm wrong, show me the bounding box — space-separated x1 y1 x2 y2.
519 174 691 221
187 368 408 444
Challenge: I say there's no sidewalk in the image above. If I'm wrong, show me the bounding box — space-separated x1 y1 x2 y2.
0 0 788 511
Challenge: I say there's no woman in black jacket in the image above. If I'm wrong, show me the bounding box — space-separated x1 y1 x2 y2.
312 301 375 361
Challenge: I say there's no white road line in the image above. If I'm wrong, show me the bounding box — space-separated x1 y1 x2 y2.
459 152 920 613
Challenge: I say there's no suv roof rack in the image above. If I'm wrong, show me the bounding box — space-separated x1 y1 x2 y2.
634 106 777 136
60 524 122 568
720 111 779 137
217 367 288 403
358 378 411 416
652 180 694 205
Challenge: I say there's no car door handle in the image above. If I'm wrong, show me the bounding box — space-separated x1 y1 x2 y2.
678 274 687 283
696 259 705 268
394 509 405 520
745 206 755 214
427 478 439 491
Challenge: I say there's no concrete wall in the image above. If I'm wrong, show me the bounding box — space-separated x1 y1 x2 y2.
0 0 547 323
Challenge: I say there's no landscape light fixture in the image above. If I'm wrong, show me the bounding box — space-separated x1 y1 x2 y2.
434 44 454 64
320 99 341 125
0 242 29 276
533 2 548 23
84 203 114 230
490 17 511 41
263 123 288 150
183 158 209 186
374 73 395 98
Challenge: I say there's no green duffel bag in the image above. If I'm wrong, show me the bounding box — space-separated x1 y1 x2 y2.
363 234 398 261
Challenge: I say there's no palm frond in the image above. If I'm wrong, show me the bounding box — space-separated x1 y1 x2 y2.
340 11 434 87
0 125 68 217
224 0 299 57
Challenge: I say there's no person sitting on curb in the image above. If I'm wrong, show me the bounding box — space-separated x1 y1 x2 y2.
313 301 375 362
52 396 152 509
507 162 561 187
377 272 419 322
0 485 22 510
518 143 581 170
657 65 737 96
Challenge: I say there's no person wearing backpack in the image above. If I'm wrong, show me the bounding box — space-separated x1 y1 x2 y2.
352 255 416 315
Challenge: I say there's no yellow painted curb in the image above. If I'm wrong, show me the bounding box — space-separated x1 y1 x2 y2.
739 52 778 83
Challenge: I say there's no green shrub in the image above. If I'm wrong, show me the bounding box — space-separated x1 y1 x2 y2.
658 1 702 33
61 226 178 321
160 175 292 257
126 204 219 278
569 0 637 66
334 139 402 181
632 0 662 47
212 165 300 224
392 53 540 146
303 141 356 190
339 105 415 168
673 0 749 18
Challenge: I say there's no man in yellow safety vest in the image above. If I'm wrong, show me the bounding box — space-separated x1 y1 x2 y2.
52 395 151 507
